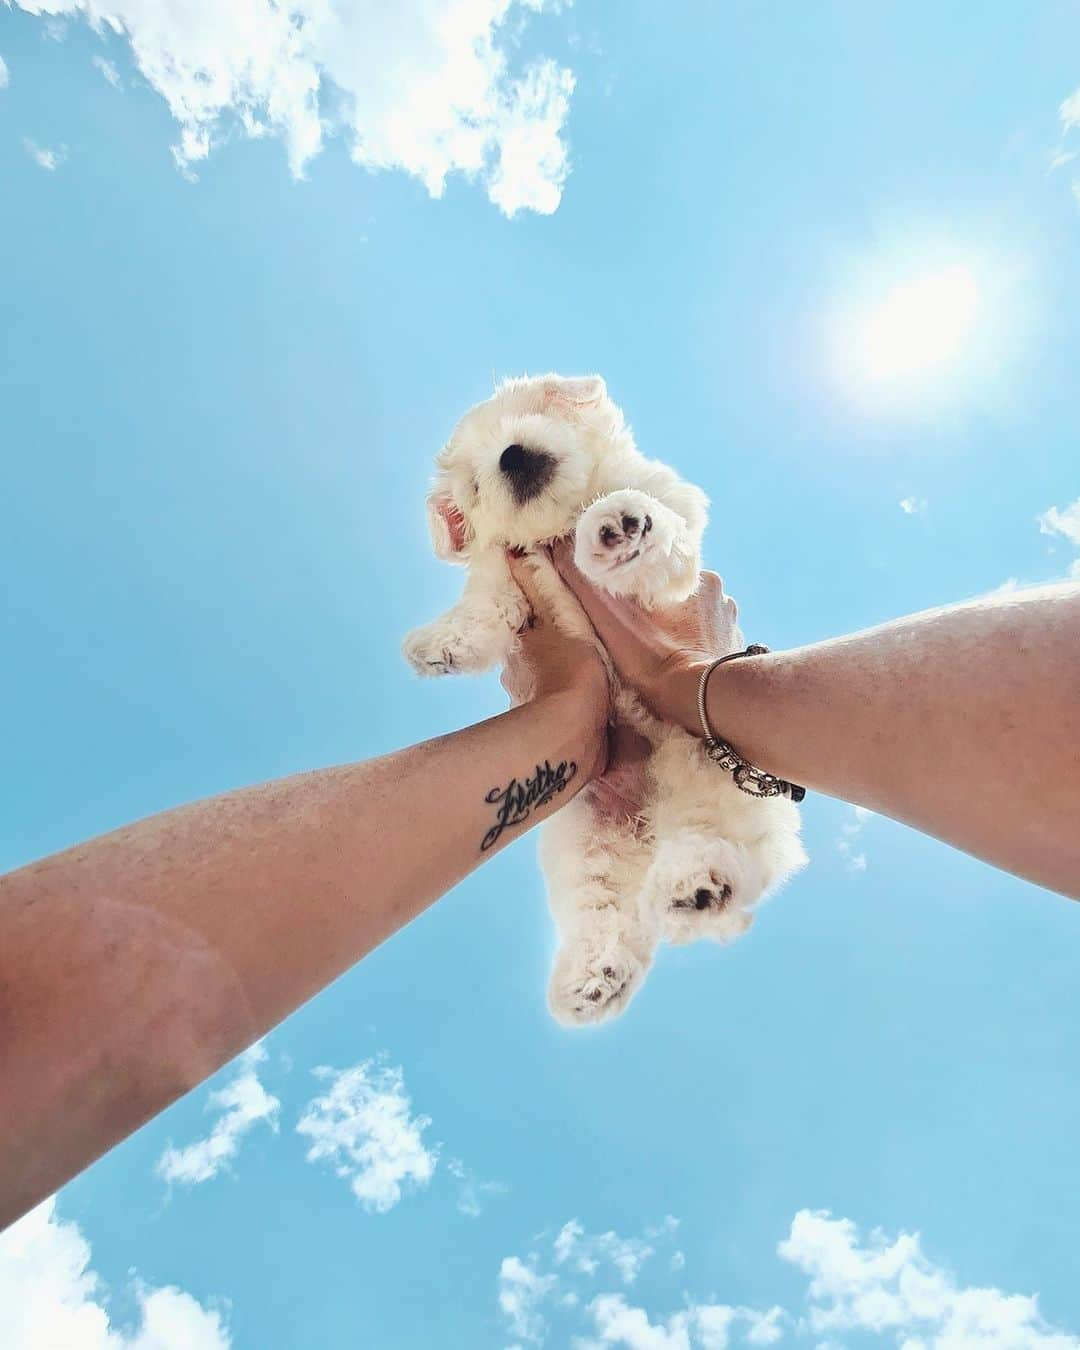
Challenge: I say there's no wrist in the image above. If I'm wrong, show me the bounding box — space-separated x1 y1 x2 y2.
644 654 711 735
544 678 609 782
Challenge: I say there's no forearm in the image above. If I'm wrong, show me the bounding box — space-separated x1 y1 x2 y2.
0 690 603 1229
680 583 1080 896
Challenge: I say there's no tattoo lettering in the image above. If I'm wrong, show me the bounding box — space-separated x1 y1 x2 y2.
480 759 578 851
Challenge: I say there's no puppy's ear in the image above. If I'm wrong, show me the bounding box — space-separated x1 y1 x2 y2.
542 374 607 412
426 484 470 562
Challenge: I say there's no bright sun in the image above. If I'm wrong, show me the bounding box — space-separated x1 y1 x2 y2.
855 264 982 382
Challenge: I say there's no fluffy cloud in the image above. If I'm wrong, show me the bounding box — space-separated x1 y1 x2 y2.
448 1157 508 1218
554 1217 665 1285
23 138 66 169
11 0 575 215
579 1296 784 1350
499 1255 558 1344
497 1217 783 1349
499 1210 1078 1348
778 1209 1080 1348
0 1197 230 1349
1038 499 1080 548
585 1291 695 1348
1062 89 1080 135
836 804 872 874
1037 498 1080 578
156 1042 280 1187
296 1057 437 1213
1060 89 1080 205
899 496 928 515
0 53 9 88
91 53 120 87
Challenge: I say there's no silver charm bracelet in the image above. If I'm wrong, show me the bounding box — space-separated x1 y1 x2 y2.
697 645 806 803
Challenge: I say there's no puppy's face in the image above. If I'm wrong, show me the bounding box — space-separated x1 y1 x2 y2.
424 374 625 560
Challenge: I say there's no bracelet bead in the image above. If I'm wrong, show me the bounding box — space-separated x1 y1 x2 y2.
698 647 806 803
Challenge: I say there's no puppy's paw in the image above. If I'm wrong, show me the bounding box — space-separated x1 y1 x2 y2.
641 836 757 947
402 614 503 676
574 490 696 605
548 938 646 1026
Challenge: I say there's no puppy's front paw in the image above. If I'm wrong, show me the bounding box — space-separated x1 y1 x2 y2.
574 490 696 605
402 615 501 676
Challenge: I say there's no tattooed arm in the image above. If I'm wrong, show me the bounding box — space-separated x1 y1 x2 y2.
0 557 607 1230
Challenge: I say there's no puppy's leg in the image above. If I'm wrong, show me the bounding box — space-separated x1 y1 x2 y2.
402 547 528 676
575 489 700 607
639 728 807 946
541 795 656 1026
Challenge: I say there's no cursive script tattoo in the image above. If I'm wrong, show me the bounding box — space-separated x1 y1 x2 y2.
480 759 578 852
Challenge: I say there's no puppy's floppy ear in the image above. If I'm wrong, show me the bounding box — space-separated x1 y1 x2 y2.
542 374 607 412
426 483 470 562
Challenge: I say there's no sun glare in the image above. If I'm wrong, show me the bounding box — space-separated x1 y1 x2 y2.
856 264 981 383
821 241 1024 416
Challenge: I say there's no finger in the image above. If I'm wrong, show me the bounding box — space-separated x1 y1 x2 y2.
699 570 738 619
506 550 541 608
551 537 617 621
506 549 560 626
700 569 722 592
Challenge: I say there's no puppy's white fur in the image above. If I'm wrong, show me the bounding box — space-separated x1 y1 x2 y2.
403 374 806 1024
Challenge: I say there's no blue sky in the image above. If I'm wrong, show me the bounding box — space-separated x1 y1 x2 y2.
2 2 1080 1346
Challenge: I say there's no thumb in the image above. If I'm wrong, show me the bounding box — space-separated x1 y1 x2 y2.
506 549 559 625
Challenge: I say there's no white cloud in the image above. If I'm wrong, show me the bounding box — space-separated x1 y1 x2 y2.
555 1219 657 1284
1062 88 1080 133
779 1209 1079 1348
743 1307 785 1345
899 496 927 515
500 1255 558 1344
1038 499 1080 548
1038 499 1080 577
156 1042 280 1187
0 53 9 88
447 1157 508 1218
296 1057 437 1213
23 138 66 170
587 1292 693 1348
11 0 575 215
92 53 121 87
497 1209 1080 1348
836 804 872 874
582 1296 786 1350
0 1196 230 1349
498 1217 783 1349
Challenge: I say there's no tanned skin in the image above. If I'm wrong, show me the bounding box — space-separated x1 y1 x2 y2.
2 552 1077 1230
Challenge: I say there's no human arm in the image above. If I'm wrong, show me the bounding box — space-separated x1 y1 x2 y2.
552 540 1080 899
0 559 607 1230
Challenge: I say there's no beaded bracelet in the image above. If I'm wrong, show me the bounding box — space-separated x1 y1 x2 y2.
697 645 806 803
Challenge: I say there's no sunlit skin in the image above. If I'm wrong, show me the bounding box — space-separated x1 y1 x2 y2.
1 549 1077 1234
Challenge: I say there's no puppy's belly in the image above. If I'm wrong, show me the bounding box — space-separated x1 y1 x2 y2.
581 722 653 829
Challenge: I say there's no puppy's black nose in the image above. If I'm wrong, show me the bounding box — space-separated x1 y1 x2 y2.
500 443 530 476
499 443 555 504
694 889 713 910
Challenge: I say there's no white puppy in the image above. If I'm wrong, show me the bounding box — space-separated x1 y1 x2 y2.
403 374 806 1024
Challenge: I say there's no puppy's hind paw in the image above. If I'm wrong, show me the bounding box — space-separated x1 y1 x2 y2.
548 940 646 1026
641 836 757 947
